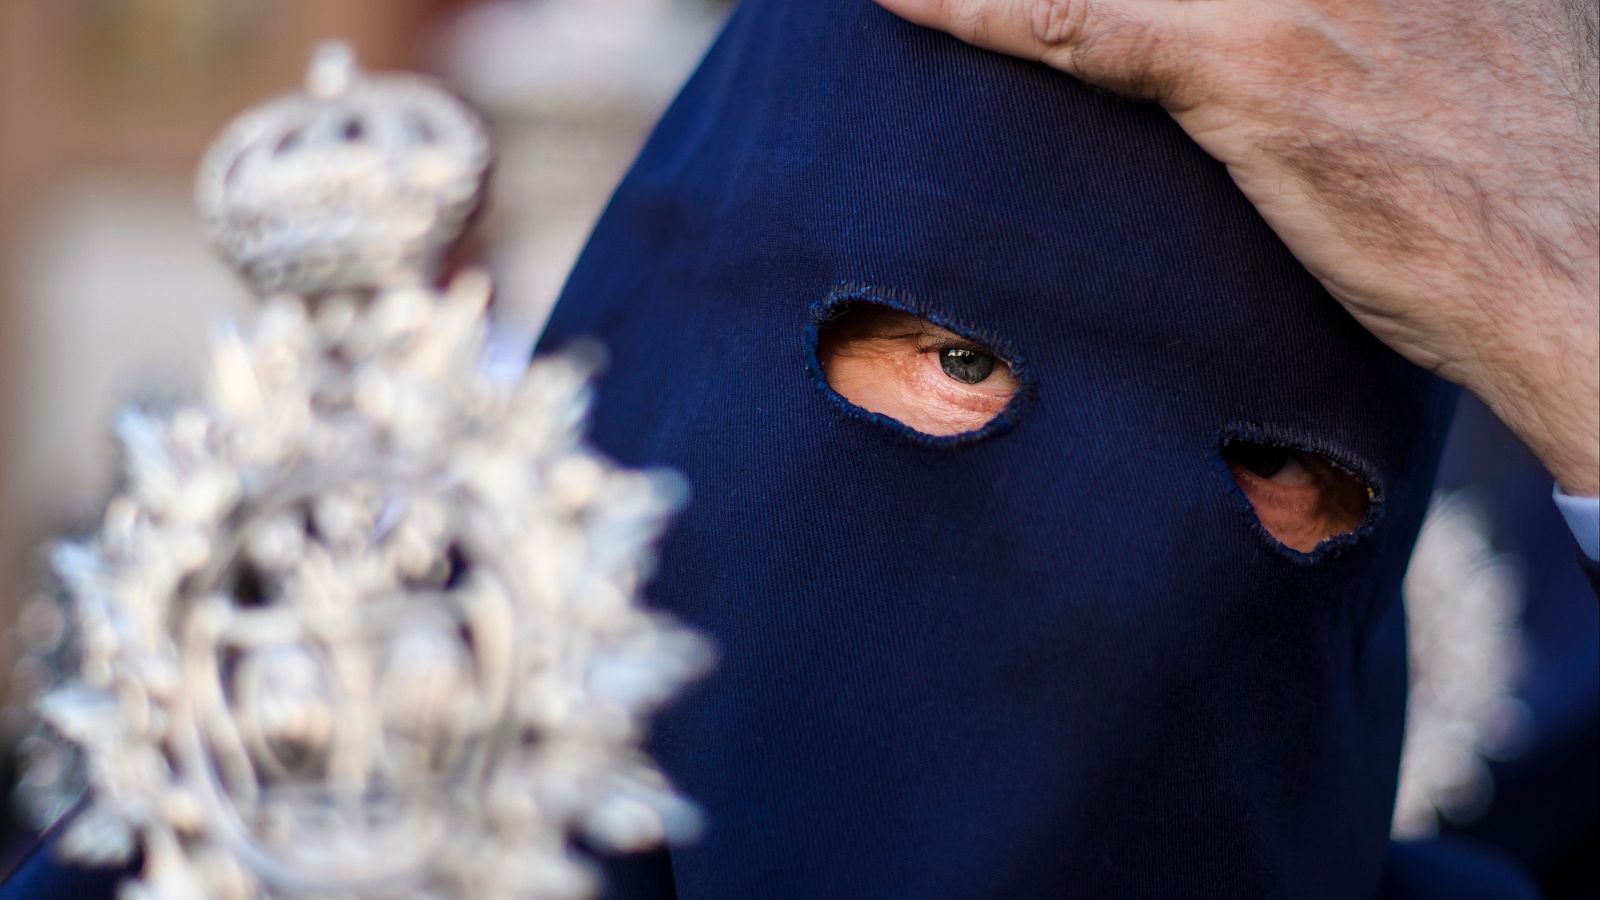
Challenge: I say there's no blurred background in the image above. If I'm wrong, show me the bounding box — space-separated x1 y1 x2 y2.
0 0 731 868
0 0 1593 895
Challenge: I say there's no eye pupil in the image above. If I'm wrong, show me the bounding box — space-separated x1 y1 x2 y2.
939 347 996 384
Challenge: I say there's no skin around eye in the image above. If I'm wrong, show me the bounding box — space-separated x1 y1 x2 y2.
1223 443 1371 552
817 306 1019 435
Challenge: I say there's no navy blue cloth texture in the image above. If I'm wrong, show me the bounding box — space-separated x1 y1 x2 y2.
0 807 132 900
0 849 125 900
537 1 1463 897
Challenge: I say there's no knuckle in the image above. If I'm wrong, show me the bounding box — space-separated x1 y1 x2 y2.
1077 17 1165 93
1025 0 1092 48
1048 8 1179 99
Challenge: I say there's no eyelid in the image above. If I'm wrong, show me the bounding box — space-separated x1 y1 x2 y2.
912 334 1006 362
841 322 1010 368
914 335 975 353
823 303 1010 362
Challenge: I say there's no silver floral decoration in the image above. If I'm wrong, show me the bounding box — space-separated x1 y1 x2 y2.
26 42 711 900
1392 491 1527 838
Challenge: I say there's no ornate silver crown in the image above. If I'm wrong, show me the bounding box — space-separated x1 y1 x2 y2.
196 43 491 294
25 43 710 900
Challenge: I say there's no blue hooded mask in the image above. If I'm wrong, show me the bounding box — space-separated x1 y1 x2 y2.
537 0 1465 897
12 2 1548 899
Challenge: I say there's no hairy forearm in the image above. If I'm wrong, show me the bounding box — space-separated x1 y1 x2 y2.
1479 280 1600 495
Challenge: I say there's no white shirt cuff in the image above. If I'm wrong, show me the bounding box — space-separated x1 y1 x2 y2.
1553 485 1600 561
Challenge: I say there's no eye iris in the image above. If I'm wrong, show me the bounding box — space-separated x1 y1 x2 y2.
939 347 996 385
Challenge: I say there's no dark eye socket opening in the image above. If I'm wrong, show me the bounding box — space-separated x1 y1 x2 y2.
1219 437 1377 556
1227 442 1295 479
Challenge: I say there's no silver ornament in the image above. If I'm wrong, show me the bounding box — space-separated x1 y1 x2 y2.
25 42 711 900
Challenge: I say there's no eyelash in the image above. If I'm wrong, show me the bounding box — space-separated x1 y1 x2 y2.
846 322 1008 370
912 335 995 359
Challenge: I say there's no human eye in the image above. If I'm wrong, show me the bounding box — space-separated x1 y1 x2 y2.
815 305 1020 436
936 346 998 385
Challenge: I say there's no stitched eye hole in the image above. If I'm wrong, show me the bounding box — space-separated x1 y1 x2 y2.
1221 439 1374 553
815 302 1019 437
939 347 997 384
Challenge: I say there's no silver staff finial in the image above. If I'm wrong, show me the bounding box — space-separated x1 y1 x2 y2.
26 45 710 900
306 41 357 98
195 43 491 296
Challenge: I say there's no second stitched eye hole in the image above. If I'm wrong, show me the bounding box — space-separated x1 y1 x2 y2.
1220 438 1374 554
939 347 997 384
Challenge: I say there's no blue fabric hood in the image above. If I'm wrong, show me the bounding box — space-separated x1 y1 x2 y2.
539 1 1459 896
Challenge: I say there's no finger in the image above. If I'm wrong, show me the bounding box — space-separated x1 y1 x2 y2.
872 0 1201 102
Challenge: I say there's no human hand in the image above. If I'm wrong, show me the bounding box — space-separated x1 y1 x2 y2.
872 0 1600 494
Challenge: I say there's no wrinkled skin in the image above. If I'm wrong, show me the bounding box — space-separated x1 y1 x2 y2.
873 0 1600 494
817 305 1022 435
